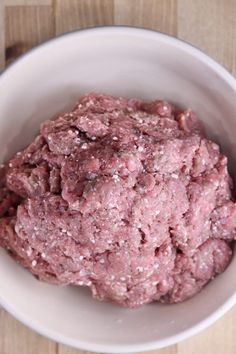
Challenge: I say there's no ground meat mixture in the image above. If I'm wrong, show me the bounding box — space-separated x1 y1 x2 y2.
0 93 235 308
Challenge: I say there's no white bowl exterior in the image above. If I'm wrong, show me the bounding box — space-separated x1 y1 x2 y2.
0 27 236 352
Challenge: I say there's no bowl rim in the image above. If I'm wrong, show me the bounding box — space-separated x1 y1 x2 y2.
1 25 236 353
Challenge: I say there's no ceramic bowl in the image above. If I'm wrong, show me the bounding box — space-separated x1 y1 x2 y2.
0 26 236 353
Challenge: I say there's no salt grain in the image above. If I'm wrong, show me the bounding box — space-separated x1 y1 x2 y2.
162 105 169 111
171 173 178 179
137 146 144 152
152 281 159 286
79 269 87 276
81 143 88 150
136 266 144 273
26 248 32 257
112 174 120 182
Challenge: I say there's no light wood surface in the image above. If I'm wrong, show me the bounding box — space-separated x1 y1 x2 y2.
1 0 236 353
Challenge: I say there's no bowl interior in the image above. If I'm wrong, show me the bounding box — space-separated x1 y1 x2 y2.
0 27 236 352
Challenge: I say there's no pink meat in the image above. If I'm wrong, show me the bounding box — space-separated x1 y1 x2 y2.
0 92 235 308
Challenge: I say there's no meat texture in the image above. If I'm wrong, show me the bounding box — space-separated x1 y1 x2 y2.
0 93 235 308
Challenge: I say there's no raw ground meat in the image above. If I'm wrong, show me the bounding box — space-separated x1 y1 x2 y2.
0 92 235 308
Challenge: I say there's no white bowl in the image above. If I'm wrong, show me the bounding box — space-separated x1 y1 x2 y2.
0 26 236 353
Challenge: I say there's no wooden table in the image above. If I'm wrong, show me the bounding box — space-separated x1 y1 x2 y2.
1 0 236 353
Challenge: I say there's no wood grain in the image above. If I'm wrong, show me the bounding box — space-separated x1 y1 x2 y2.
178 305 236 354
55 0 114 34
114 0 177 35
5 0 52 6
178 0 236 75
1 1 236 354
0 0 4 69
5 5 54 65
0 308 57 354
57 344 177 354
58 345 88 354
